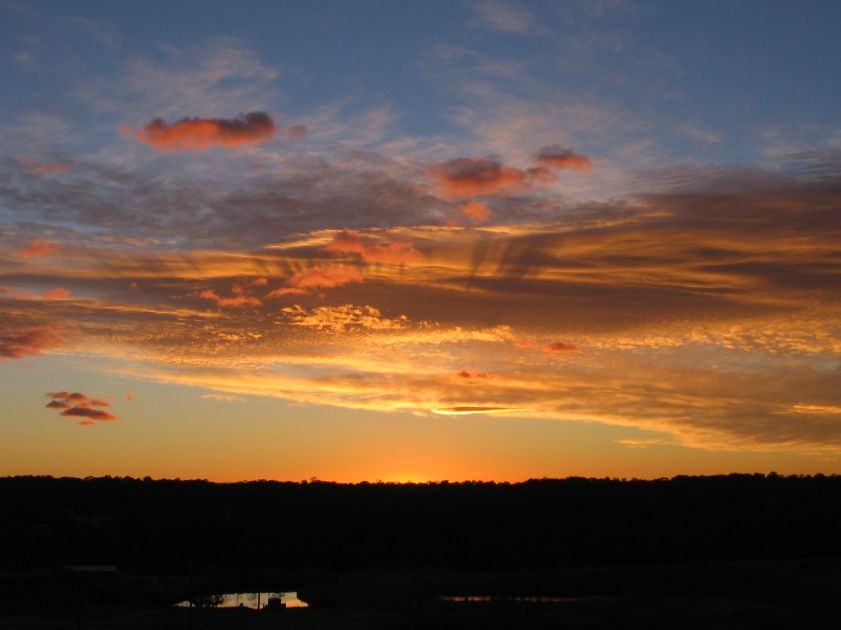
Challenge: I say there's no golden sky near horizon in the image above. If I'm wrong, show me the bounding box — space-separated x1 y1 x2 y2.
2 1 841 480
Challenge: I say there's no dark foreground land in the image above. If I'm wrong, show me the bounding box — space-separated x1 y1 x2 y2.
2 474 841 628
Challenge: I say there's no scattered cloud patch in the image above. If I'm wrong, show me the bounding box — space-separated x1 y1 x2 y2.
543 342 580 354
128 111 277 152
461 200 492 224
0 325 64 359
535 145 593 171
427 157 533 198
267 265 364 297
45 391 117 425
323 230 422 264
283 304 409 332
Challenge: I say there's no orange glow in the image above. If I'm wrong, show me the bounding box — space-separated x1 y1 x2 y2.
17 239 59 257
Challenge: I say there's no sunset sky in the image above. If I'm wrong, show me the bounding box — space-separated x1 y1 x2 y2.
2 0 841 481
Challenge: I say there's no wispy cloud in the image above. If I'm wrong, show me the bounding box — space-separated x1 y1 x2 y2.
472 1 536 35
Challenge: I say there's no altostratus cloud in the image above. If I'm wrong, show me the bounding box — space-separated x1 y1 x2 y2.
45 391 118 426
128 111 281 152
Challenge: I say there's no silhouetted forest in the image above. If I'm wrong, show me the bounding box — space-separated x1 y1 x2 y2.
3 474 840 573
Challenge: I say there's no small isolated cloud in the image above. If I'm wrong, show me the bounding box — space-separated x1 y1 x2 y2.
45 391 118 425
129 111 277 152
61 407 118 421
543 341 580 354
457 369 492 379
0 324 64 359
535 145 593 172
323 230 422 264
461 200 492 224
17 239 59 257
427 157 532 199
267 265 364 297
473 0 535 34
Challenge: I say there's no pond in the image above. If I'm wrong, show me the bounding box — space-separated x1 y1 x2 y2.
175 591 309 609
440 595 605 604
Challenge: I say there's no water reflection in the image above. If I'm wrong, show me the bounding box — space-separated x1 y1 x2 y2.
175 592 308 609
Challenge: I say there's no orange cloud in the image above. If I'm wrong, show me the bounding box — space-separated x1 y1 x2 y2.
17 239 59 257
198 289 261 308
129 111 277 152
324 231 422 264
461 201 492 224
427 157 532 199
268 265 364 297
0 325 64 359
535 145 593 172
42 288 71 301
543 342 580 354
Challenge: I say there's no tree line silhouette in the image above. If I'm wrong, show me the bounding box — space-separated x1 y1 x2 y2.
2 474 840 574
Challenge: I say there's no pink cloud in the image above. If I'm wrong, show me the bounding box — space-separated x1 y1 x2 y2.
461 201 493 224
323 231 423 264
267 265 364 298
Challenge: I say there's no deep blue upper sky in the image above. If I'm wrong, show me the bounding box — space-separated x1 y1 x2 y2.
3 0 839 167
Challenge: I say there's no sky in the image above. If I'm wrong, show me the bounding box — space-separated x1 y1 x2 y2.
2 0 841 482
